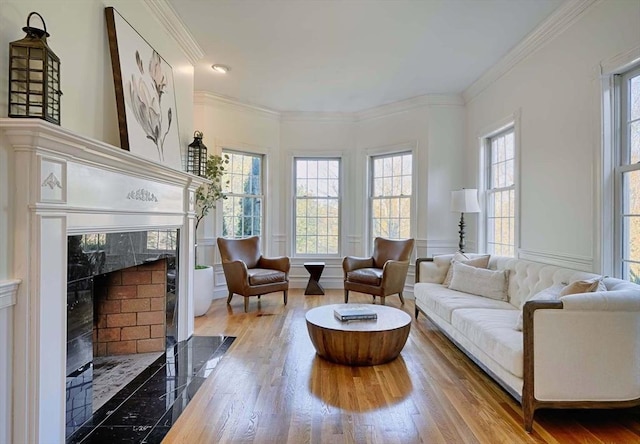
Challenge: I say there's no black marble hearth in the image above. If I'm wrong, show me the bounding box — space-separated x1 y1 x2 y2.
67 335 235 443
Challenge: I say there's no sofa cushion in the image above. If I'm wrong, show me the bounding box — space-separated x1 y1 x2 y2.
449 262 509 301
248 268 287 285
346 268 382 286
414 282 513 322
451 308 523 378
442 252 491 287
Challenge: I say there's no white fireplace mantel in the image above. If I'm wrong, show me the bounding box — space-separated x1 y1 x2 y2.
0 118 206 444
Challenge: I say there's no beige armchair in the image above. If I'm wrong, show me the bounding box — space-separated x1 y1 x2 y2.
343 237 415 305
217 236 290 312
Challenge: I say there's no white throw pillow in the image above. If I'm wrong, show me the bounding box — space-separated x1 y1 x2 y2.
514 283 566 331
448 262 509 301
440 252 491 287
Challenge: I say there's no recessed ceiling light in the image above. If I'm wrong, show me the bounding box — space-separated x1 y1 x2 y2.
211 64 230 74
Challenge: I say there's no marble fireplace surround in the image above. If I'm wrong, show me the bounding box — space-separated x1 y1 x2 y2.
0 119 206 444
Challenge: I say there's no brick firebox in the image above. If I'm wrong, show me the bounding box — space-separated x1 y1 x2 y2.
93 259 167 356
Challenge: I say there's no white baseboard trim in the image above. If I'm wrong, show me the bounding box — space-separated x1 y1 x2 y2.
0 279 20 310
518 249 593 272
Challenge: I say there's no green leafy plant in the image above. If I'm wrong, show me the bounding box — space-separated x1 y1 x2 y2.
194 154 229 265
195 153 229 232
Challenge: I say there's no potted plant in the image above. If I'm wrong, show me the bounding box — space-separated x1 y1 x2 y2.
193 153 228 316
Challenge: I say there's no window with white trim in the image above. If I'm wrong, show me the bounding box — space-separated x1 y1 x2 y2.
294 158 340 255
485 128 516 257
221 150 263 238
616 66 640 283
370 152 412 245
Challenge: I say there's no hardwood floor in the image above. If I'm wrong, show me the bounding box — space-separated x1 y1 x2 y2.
163 290 640 443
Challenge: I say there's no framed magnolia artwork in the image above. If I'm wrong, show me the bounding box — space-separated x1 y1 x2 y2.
105 7 182 169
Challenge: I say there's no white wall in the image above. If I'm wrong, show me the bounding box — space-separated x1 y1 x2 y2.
465 0 640 271
193 93 281 296
0 1 196 440
196 96 466 293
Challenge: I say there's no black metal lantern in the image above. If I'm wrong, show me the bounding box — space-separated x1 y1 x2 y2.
8 12 62 125
187 131 208 177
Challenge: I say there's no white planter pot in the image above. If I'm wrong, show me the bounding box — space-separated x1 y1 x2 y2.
193 266 214 316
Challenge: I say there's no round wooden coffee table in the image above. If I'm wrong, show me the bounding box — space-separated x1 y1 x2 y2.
305 304 411 366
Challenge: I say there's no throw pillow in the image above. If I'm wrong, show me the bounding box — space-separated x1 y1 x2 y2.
448 261 509 301
514 283 565 331
559 276 606 296
442 252 491 287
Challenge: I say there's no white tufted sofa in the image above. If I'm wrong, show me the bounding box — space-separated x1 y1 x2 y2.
414 254 640 431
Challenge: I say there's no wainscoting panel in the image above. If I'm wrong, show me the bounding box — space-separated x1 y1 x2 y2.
518 249 594 272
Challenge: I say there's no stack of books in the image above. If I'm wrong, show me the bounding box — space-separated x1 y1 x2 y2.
334 305 378 322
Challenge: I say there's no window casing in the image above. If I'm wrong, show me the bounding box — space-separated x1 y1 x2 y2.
485 128 516 257
221 150 264 238
294 158 340 256
369 152 412 246
616 66 640 283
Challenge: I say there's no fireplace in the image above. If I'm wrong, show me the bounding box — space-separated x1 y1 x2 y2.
1 119 205 444
65 230 178 436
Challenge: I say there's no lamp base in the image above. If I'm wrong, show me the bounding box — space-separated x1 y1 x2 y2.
458 212 466 253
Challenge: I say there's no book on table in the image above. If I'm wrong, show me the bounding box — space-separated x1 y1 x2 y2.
334 305 378 321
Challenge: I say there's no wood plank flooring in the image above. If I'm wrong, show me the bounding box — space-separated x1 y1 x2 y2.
163 290 640 443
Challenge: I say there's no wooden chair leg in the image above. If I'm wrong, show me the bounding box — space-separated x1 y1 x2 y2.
226 292 233 304
257 295 261 299
283 290 288 305
244 297 249 313
344 289 349 303
372 295 376 302
398 292 405 305
415 306 419 319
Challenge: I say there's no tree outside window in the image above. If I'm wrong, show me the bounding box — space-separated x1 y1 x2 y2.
222 151 263 238
370 152 412 247
295 158 340 255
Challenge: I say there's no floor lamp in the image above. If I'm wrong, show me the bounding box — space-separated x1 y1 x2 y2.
451 189 480 253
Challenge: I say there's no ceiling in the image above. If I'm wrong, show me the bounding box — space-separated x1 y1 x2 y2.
168 0 565 113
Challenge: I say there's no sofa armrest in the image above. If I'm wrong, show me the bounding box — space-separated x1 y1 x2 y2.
258 256 291 275
522 299 640 431
560 289 640 311
342 256 374 274
416 257 449 284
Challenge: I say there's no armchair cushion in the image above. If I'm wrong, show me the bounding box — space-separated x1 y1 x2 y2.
248 268 287 286
347 268 383 286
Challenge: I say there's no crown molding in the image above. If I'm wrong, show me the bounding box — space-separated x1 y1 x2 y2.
355 94 464 122
193 91 463 122
463 0 599 104
194 91 281 119
280 111 355 122
144 0 205 65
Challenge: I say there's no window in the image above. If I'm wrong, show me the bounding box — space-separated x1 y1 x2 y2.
370 152 412 244
221 151 263 238
485 128 516 257
294 158 340 255
617 66 640 282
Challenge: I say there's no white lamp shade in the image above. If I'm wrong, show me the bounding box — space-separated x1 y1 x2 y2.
450 189 481 213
